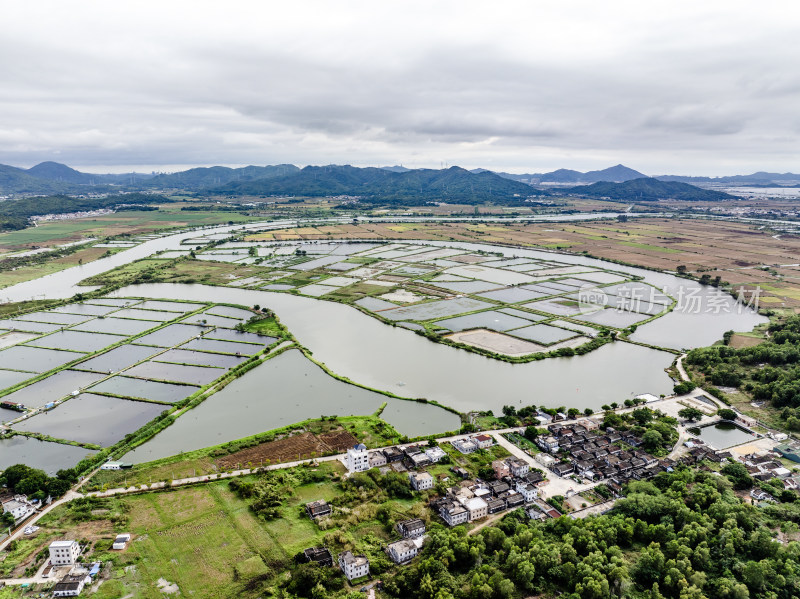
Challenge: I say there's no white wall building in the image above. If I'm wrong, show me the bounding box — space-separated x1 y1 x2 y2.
339 551 369 580
49 540 81 566
515 481 538 503
345 444 370 472
409 472 434 491
387 537 425 564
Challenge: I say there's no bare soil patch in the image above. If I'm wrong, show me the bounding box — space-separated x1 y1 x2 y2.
215 428 356 468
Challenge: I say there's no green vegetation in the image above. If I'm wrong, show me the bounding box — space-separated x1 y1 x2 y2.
0 193 167 232
0 464 77 499
386 467 800 599
566 178 735 202
602 407 679 456
687 315 800 412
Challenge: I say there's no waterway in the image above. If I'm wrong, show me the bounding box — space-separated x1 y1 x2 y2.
123 349 460 463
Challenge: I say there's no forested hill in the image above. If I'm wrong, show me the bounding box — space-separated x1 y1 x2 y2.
565 177 735 201
211 165 541 204
0 193 168 231
138 164 299 189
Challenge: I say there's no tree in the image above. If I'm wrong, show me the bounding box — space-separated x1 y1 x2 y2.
678 407 704 422
642 429 664 452
583 408 594 416
721 462 754 489
523 426 540 442
673 381 696 395
567 408 580 419
718 408 737 421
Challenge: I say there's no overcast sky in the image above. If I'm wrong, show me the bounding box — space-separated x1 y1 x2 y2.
1 1 798 175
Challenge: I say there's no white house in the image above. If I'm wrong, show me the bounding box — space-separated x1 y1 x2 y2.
112 534 131 550
451 439 478 454
461 497 488 521
52 573 91 597
49 540 81 566
537 436 559 453
506 458 529 478
339 551 369 581
472 434 493 449
2 496 34 521
387 537 425 564
424 446 447 463
439 501 469 526
515 481 538 503
535 453 557 468
409 472 434 491
345 444 369 472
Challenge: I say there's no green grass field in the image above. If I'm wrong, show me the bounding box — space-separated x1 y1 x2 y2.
0 207 259 250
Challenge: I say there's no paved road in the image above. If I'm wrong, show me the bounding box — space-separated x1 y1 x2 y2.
676 354 689 381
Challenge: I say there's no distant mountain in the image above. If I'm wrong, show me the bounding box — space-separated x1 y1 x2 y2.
539 164 646 184
140 164 299 189
211 165 541 204
656 171 800 185
0 164 72 194
564 178 735 201
380 165 411 173
26 161 95 184
476 164 647 185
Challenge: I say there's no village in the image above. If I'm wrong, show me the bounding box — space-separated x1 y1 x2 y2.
2 392 799 594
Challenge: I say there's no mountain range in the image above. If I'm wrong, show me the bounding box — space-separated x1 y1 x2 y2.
0 160 798 199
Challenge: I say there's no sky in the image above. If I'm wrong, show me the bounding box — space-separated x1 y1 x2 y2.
1 1 799 176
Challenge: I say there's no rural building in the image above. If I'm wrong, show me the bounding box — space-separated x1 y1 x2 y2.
407 452 432 469
49 540 81 566
537 436 559 453
515 481 538 503
52 573 91 597
387 538 424 564
338 551 369 581
451 439 478 454
506 457 529 477
486 497 506 514
303 546 333 567
1 495 34 521
305 500 332 519
499 490 525 508
439 500 469 526
112 534 131 550
345 444 369 472
526 505 546 520
409 472 434 491
473 434 493 449
100 461 132 471
396 518 426 539
535 453 557 468
462 497 488 521
424 446 446 462
552 462 575 477
450 466 470 479
382 447 404 463
368 451 387 468
491 459 510 479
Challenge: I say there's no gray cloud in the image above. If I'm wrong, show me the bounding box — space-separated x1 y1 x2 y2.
0 1 798 175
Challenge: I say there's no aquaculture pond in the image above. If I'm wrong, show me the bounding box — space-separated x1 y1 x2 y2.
123 349 460 463
90 376 199 404
696 422 759 450
0 369 106 411
124 361 225 385
151 348 248 368
72 344 162 373
0 436 96 474
13 393 166 447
